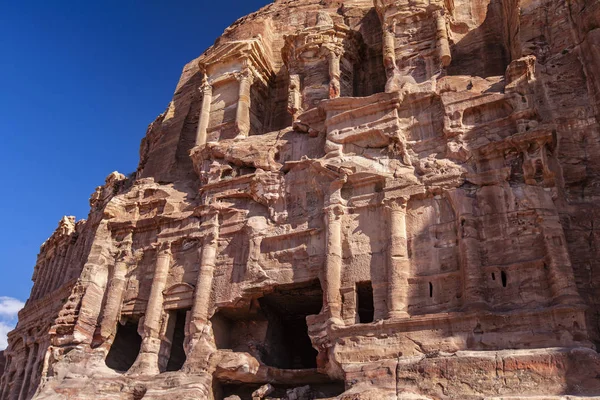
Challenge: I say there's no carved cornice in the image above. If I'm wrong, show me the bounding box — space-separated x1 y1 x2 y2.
282 23 362 66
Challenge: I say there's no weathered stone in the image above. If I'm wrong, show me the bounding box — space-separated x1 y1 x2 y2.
251 383 274 399
3 0 600 399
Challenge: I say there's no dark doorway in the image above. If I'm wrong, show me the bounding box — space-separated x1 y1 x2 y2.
106 320 142 371
259 280 323 369
166 309 188 372
501 271 508 288
356 281 374 323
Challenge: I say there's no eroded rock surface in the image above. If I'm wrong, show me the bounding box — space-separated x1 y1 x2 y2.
2 0 600 399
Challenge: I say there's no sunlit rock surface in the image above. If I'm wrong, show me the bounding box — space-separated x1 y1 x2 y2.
2 0 600 398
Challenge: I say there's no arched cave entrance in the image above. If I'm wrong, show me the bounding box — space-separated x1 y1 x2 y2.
106 320 142 372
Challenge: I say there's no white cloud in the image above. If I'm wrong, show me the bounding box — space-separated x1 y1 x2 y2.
0 321 13 350
0 297 24 351
0 297 24 318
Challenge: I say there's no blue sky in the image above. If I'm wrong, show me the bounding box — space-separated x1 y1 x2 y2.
0 0 272 349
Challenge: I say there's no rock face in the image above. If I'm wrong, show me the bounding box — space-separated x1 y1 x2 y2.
2 0 600 399
0 352 5 381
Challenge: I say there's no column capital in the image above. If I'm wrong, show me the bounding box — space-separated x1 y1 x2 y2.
201 205 221 221
199 79 212 95
155 241 172 256
325 204 347 220
115 248 132 261
234 67 254 85
433 9 445 18
383 18 397 34
384 196 409 212
327 46 343 59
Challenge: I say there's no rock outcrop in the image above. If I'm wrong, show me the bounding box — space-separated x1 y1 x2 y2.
2 0 600 399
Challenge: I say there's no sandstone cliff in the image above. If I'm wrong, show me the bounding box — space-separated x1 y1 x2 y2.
2 0 600 399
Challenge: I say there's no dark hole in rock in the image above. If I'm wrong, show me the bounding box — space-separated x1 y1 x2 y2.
501 271 508 288
106 320 142 372
356 281 374 323
429 282 433 298
212 280 323 370
166 308 189 372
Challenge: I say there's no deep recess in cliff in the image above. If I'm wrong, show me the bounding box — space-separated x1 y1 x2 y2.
2 0 600 399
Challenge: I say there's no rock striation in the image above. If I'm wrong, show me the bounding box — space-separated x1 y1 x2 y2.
2 0 600 399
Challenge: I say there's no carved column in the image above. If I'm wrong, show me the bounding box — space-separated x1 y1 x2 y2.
129 242 171 375
195 75 213 147
434 11 452 67
31 261 45 301
48 250 63 293
235 64 253 138
27 343 43 400
17 338 35 400
458 217 487 310
386 197 410 319
10 355 25 400
98 251 130 343
0 354 9 399
382 20 397 78
39 257 57 299
324 203 345 325
287 71 302 119
55 242 75 290
184 209 219 371
328 48 342 99
541 216 583 305
190 210 219 326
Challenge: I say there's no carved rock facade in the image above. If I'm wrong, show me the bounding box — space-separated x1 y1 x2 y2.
2 0 600 399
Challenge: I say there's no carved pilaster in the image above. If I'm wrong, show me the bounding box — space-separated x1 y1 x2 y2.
458 216 488 310
17 338 35 400
385 197 410 319
434 11 451 67
327 47 342 99
383 19 397 76
540 216 583 305
235 64 254 139
287 70 302 119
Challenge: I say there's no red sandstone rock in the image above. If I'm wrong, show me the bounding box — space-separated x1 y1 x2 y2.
0 352 4 383
2 0 600 399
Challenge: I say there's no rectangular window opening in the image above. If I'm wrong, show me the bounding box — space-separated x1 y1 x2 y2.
356 281 374 324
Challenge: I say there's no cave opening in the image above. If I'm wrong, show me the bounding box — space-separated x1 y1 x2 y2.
356 281 374 323
211 280 323 370
165 308 189 372
105 320 142 372
259 280 323 369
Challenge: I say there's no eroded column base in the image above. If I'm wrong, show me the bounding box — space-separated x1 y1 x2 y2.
388 310 410 319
